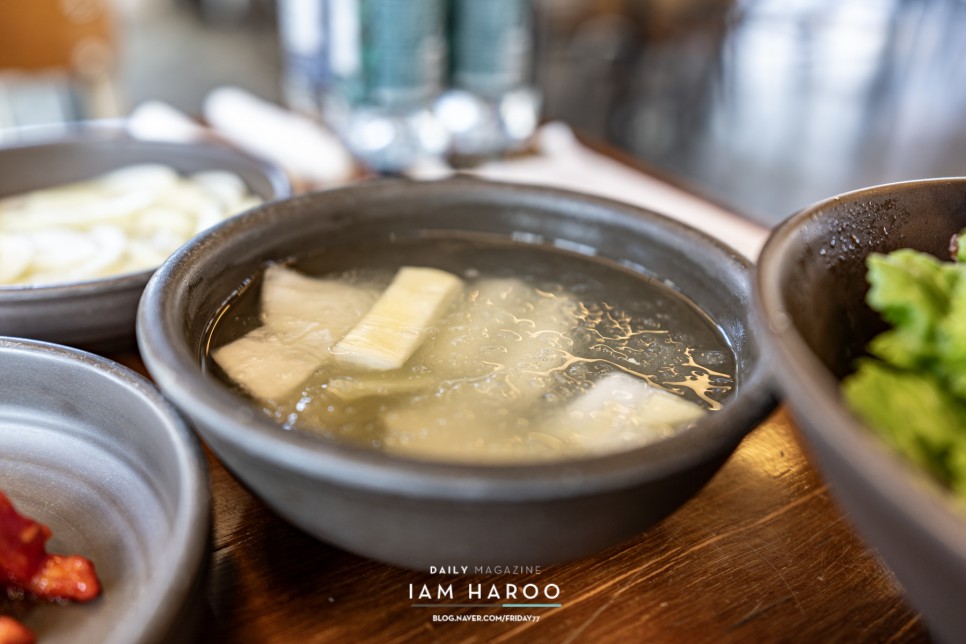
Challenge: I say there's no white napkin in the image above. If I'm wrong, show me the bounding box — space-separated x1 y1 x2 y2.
203 87 356 187
127 87 766 258
127 90 357 187
468 123 767 259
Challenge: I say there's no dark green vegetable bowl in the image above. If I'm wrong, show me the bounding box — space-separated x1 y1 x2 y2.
755 177 966 643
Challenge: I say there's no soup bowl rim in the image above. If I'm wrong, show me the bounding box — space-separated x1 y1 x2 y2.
138 177 776 502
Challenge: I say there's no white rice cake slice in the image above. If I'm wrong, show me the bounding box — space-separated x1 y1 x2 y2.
538 371 707 453
212 265 379 400
332 267 462 371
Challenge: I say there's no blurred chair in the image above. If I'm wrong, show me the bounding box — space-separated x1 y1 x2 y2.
698 0 966 221
540 0 966 224
0 0 120 138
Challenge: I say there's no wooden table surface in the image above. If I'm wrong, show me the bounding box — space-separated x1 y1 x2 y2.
104 145 926 643
114 355 927 643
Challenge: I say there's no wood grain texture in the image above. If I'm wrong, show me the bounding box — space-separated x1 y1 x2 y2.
183 405 927 643
89 138 930 642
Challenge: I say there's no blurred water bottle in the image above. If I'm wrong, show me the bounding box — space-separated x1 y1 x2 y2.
277 0 328 118
436 0 540 161
279 0 450 174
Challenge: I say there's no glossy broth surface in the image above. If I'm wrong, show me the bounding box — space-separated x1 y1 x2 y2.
205 233 736 463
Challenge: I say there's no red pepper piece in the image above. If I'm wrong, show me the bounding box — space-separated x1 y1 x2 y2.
0 494 48 590
0 491 101 602
22 555 100 603
0 615 35 644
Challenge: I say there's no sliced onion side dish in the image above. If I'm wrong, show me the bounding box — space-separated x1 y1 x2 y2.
0 164 262 286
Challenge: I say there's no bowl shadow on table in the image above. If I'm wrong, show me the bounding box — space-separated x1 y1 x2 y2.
199 492 371 641
756 178 966 644
197 410 927 643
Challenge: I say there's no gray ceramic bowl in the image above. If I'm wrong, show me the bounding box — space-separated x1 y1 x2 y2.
138 177 775 569
0 127 290 352
755 178 966 643
0 336 210 644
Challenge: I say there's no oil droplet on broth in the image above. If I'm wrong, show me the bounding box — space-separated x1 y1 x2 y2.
205 234 737 463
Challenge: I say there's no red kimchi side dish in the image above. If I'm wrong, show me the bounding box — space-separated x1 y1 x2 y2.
1 490 101 643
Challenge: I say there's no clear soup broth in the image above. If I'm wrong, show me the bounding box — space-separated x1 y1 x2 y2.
204 233 736 463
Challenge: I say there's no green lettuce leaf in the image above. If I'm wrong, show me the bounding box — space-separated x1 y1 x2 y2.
955 229 966 263
843 360 966 496
864 250 959 370
843 235 966 499
936 275 966 398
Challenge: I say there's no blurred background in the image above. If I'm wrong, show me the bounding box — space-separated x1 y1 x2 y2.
1 0 965 225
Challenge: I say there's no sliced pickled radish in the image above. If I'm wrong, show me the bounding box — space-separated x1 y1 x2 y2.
192 203 228 235
191 170 247 209
69 225 128 279
130 207 196 240
98 163 180 193
155 181 219 215
27 226 127 284
0 164 261 286
0 233 33 283
27 229 100 272
122 239 170 273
